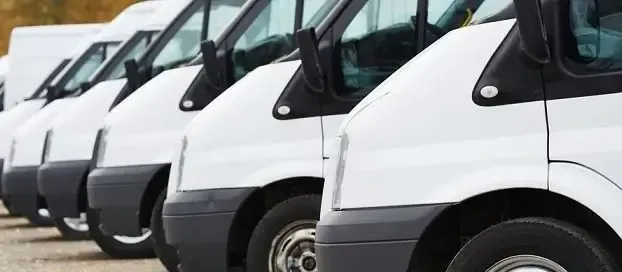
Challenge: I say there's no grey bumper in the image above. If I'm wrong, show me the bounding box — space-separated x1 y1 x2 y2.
37 160 90 218
163 187 256 272
1 165 41 215
316 204 450 272
86 164 165 236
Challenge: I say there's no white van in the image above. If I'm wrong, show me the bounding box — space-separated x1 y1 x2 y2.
0 24 104 177
0 0 162 226
35 0 190 242
314 0 622 271
43 0 243 262
4 24 104 110
160 0 513 270
85 0 335 267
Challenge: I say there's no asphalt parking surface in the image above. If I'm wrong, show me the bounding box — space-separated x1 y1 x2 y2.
0 205 164 272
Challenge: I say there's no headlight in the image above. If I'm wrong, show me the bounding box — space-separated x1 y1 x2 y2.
332 133 349 210
167 136 188 197
42 129 53 163
6 138 16 169
94 126 109 168
175 136 188 192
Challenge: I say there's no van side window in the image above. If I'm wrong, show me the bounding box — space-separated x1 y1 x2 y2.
566 0 622 71
336 0 419 98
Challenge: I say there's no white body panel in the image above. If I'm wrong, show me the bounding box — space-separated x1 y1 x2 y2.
5 24 103 109
48 0 192 164
0 100 46 162
10 99 76 167
99 65 202 167
48 79 127 162
548 162 622 240
320 20 551 213
173 61 325 193
143 0 192 31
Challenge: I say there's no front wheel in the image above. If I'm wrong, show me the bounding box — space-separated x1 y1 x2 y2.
25 209 54 227
151 189 179 272
447 217 619 272
86 205 154 259
246 195 321 272
52 213 90 240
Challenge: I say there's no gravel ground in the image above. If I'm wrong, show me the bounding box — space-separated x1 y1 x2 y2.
0 205 165 272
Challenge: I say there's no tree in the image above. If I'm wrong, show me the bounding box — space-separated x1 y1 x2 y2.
0 0 139 55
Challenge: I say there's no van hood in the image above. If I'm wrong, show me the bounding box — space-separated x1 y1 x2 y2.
11 98 77 167
0 99 45 159
47 79 127 162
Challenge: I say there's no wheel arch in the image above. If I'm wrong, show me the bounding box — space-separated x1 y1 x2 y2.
226 176 324 268
138 164 171 228
409 188 622 271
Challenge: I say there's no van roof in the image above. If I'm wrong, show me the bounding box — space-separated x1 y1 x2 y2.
143 0 193 31
94 0 166 42
11 23 104 37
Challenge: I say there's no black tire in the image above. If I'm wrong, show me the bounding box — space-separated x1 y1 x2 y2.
246 195 321 272
447 217 619 272
151 189 179 272
51 216 90 240
2 198 21 217
86 205 155 259
25 212 54 227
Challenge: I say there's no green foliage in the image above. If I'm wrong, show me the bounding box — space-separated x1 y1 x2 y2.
0 0 140 54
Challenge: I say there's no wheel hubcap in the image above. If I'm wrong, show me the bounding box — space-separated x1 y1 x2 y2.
486 255 568 272
269 220 317 272
113 228 152 244
62 213 88 232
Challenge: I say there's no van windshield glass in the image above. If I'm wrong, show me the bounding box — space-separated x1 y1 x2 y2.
431 0 513 27
55 42 121 94
230 0 333 81
150 1 243 69
303 0 341 29
102 31 161 81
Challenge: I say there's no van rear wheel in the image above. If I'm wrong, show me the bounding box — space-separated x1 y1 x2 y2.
246 195 321 272
151 189 179 272
86 205 154 258
447 217 619 272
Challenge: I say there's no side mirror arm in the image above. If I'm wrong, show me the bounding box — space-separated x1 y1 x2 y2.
513 0 551 64
200 40 225 92
296 27 326 93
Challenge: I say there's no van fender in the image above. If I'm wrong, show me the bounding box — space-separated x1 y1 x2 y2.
548 161 622 240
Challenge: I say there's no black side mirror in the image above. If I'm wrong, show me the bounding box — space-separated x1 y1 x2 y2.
200 39 224 91
296 28 325 93
46 85 58 101
80 82 92 92
513 0 550 64
124 59 142 90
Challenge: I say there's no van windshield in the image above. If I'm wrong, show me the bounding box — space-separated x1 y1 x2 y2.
230 0 335 81
100 31 161 81
51 41 121 94
336 0 515 97
150 1 243 70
